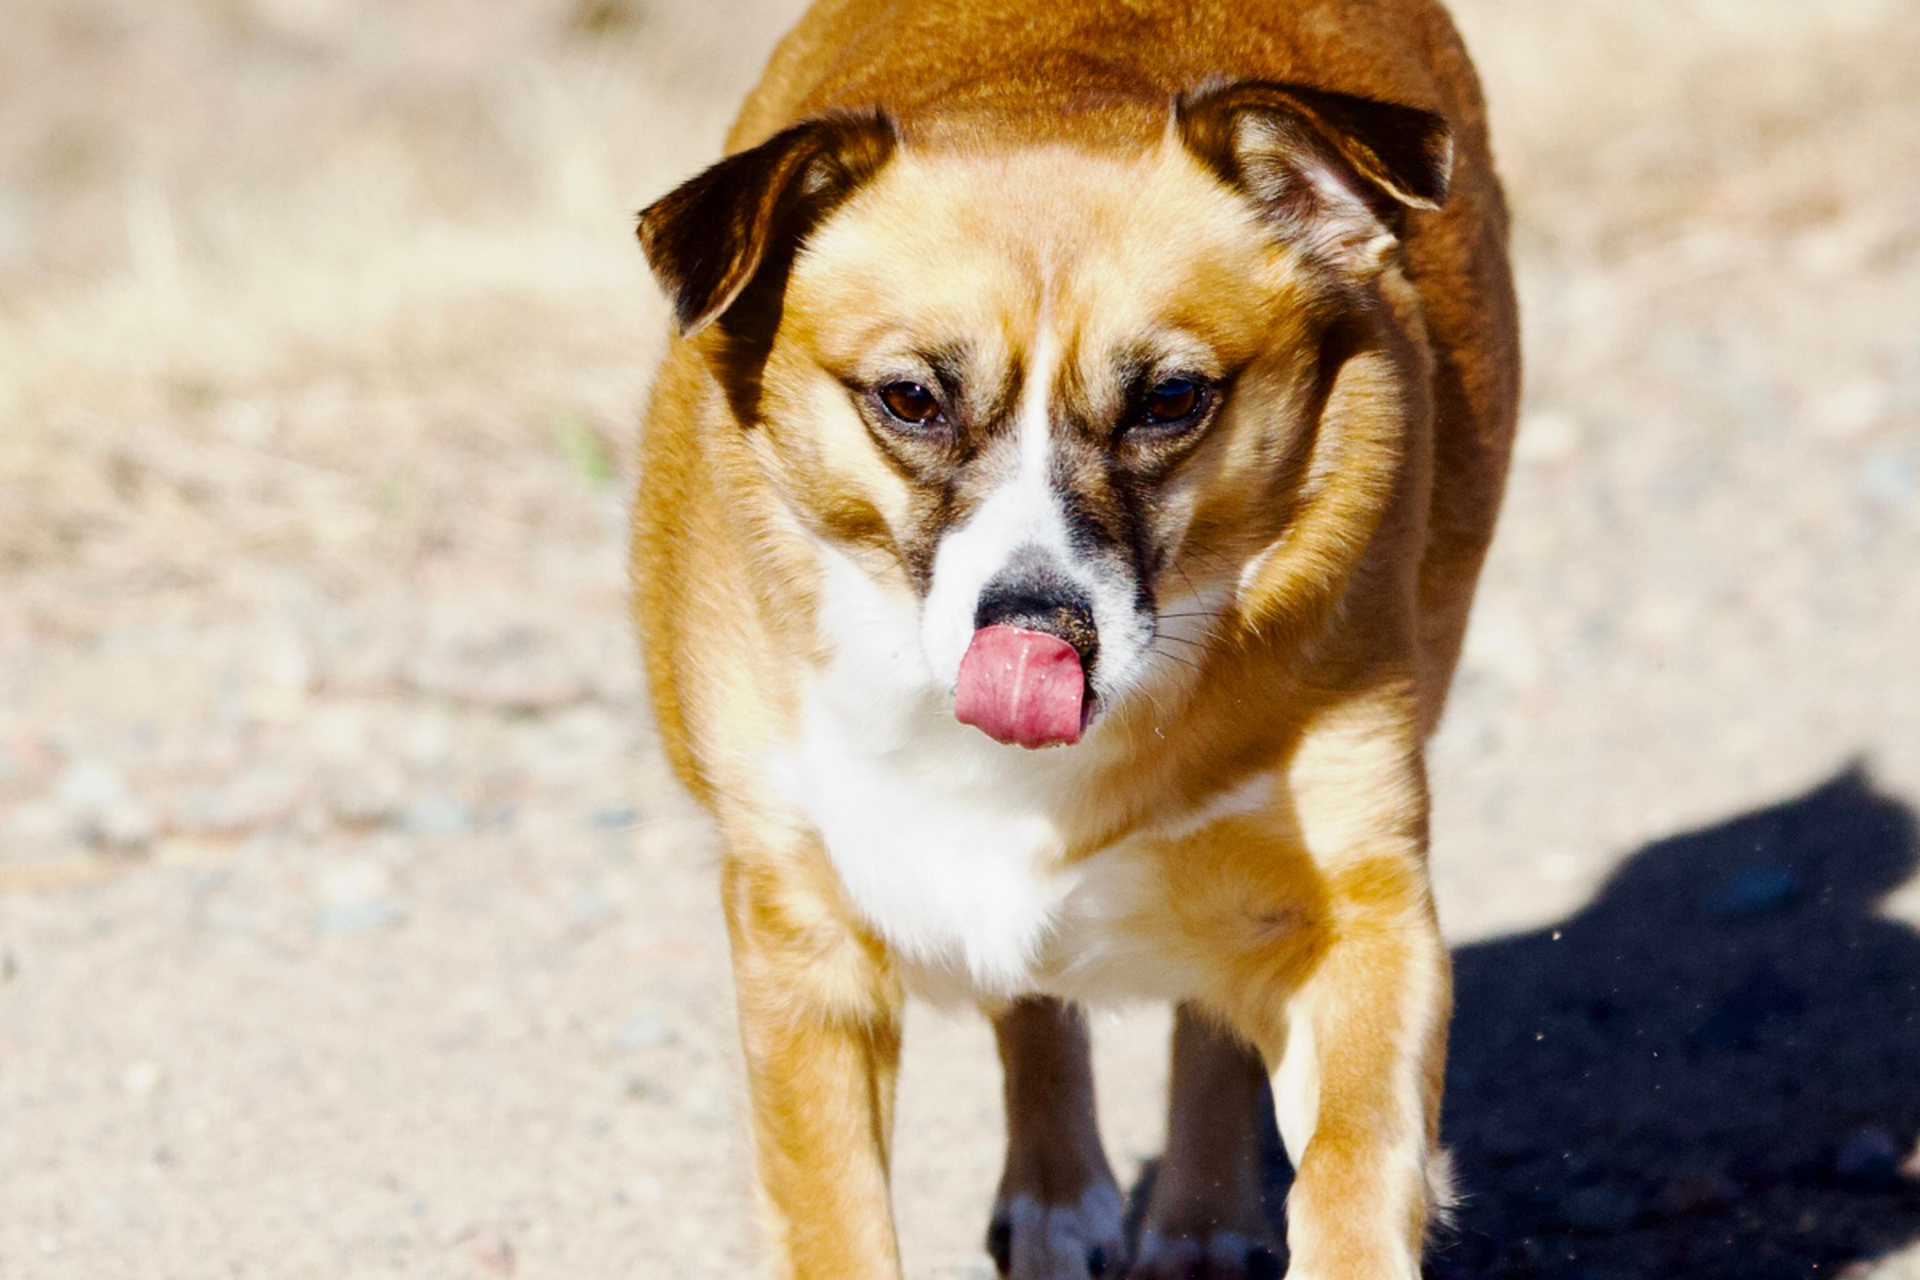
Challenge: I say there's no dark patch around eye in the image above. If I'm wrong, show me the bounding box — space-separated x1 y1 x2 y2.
851 346 1021 598
924 346 973 408
1105 353 1220 435
1051 447 1162 607
893 482 956 594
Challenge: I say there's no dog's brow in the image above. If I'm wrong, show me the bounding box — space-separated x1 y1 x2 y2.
924 343 1020 429
983 355 1023 428
1112 351 1156 408
923 345 972 404
1137 332 1227 378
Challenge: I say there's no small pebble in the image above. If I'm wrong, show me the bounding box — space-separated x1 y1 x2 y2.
1860 448 1918 513
329 765 407 828
122 1061 165 1098
1515 409 1582 464
315 900 407 936
621 1072 665 1102
1809 379 1889 439
400 793 470 837
55 763 154 849
98 799 157 851
57 760 131 815
683 1085 729 1127
611 1010 677 1051
315 861 408 936
591 805 639 831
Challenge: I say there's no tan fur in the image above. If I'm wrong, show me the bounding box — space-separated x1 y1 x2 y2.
631 0 1517 1275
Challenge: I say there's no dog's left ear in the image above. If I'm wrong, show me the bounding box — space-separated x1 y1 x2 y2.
1176 80 1453 275
637 109 898 336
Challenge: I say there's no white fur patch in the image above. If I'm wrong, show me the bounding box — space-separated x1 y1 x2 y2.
1426 1146 1460 1233
769 535 1085 996
767 537 1226 1003
920 322 1063 678
763 306 1245 1001
1273 1013 1321 1166
917 318 1156 705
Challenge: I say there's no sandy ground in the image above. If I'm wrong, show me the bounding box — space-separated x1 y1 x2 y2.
2 1 1918 1276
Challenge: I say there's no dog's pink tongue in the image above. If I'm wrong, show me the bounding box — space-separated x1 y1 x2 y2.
955 625 1086 749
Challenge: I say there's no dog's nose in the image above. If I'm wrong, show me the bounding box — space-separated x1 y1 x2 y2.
974 558 1100 674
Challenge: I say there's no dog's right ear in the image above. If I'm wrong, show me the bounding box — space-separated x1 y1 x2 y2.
636 110 898 337
1176 81 1453 276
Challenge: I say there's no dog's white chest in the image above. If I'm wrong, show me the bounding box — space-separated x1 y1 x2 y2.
772 693 1208 1004
777 698 1076 998
764 542 1118 1000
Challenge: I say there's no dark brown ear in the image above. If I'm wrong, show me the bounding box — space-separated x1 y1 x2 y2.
636 109 897 336
1176 80 1454 271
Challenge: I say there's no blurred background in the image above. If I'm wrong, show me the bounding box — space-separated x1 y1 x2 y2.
1 0 1917 1276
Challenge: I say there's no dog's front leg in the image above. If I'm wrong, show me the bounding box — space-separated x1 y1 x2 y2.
1224 856 1451 1280
721 846 905 1280
986 996 1127 1279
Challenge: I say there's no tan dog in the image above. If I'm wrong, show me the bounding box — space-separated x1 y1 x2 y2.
631 1 1518 1276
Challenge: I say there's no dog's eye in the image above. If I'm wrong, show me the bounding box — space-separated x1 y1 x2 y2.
877 381 944 427
1140 377 1210 428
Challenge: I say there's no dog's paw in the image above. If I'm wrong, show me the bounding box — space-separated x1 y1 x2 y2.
987 1184 1128 1279
1127 1226 1283 1280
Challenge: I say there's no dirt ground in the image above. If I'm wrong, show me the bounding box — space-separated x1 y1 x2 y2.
2 1 1918 1277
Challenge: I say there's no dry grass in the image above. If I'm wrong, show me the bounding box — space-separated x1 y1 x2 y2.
3 0 1914 444
0 0 804 581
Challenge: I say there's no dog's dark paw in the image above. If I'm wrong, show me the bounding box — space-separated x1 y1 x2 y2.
1127 1228 1283 1280
987 1185 1128 1279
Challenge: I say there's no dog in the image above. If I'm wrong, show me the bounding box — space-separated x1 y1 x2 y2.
631 0 1518 1275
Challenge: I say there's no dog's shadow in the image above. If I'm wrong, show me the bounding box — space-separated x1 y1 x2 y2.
1128 767 1920 1278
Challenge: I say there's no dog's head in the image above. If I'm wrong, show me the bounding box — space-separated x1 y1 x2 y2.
638 83 1451 749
